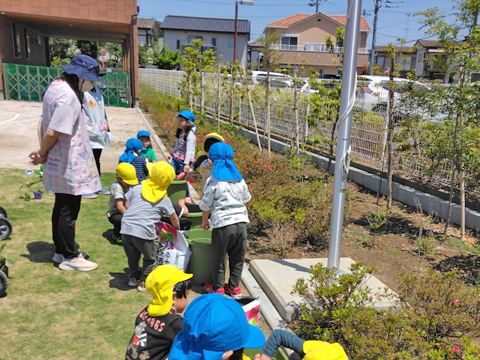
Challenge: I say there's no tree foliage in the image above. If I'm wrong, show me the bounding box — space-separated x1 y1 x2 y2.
153 45 183 70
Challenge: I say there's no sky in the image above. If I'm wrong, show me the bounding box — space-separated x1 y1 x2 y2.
138 0 461 48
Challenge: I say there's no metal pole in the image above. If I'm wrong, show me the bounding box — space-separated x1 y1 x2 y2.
327 0 363 270
234 1 239 63
369 0 380 75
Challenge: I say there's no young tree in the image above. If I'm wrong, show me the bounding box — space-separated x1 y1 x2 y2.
258 33 282 157
153 45 183 70
416 0 480 239
76 40 100 59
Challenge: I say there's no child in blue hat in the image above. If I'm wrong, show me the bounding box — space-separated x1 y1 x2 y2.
169 293 265 360
166 110 197 203
199 143 251 298
137 130 157 163
119 138 149 182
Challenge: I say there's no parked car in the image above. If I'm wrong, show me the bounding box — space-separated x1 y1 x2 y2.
299 78 340 94
249 71 288 85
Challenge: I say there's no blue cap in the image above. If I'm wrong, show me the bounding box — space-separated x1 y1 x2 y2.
169 294 265 360
137 130 151 139
61 55 105 84
176 110 196 122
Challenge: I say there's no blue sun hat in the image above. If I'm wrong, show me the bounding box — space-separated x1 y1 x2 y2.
119 138 145 163
61 55 105 84
176 110 196 122
169 293 265 360
209 142 242 181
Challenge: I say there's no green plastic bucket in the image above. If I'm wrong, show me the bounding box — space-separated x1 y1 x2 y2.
185 204 203 230
187 229 212 242
188 238 214 286
244 348 288 360
167 180 187 205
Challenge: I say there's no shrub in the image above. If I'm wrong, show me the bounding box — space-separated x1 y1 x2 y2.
292 263 480 359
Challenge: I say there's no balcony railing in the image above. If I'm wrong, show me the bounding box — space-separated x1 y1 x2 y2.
270 43 369 54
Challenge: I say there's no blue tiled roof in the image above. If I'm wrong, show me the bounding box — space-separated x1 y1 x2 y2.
161 15 250 34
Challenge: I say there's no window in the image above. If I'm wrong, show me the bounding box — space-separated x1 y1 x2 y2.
176 40 180 50
211 37 216 47
228 37 234 48
280 36 298 50
188 35 202 44
138 34 147 45
12 23 21 58
24 29 31 59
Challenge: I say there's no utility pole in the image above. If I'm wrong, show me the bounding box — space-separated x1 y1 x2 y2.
369 0 381 75
308 0 323 13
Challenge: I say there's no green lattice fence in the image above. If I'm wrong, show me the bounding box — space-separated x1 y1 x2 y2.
2 63 128 107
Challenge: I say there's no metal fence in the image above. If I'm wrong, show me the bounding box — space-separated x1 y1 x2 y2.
3 63 129 107
139 68 479 196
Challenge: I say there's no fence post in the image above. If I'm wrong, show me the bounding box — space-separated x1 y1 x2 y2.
239 98 242 124
305 89 311 141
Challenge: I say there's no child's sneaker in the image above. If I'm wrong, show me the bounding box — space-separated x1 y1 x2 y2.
97 188 110 195
224 283 242 299
137 282 147 292
58 254 98 271
128 277 140 287
204 283 225 295
82 193 98 199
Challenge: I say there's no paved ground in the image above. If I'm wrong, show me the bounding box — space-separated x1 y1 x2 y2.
0 100 165 172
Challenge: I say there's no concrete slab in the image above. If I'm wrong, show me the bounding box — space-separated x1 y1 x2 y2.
249 258 396 322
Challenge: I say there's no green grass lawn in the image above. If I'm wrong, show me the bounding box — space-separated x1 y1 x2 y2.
0 169 149 359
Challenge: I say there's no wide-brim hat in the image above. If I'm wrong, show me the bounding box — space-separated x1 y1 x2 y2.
169 294 265 360
62 55 105 84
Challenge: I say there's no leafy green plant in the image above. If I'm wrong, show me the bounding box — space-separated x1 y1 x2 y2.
0 243 14 264
19 180 43 201
418 236 436 256
364 211 388 233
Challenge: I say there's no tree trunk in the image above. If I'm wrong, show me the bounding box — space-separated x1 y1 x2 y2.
386 59 395 210
200 64 204 113
217 62 221 132
189 73 193 111
266 70 271 157
444 119 459 234
293 78 299 154
229 63 234 124
243 68 262 151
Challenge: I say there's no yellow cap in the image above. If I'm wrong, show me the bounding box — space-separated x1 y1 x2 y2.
146 265 193 317
146 162 154 173
116 163 138 186
141 161 175 203
303 341 348 360
204 132 225 152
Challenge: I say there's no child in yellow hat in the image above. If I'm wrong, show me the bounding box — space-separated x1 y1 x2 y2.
106 163 138 245
120 162 181 292
125 265 192 360
256 329 349 360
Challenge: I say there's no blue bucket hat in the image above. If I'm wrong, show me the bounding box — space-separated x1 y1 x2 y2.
176 110 196 122
137 130 151 138
169 294 265 360
61 55 105 84
119 138 145 163
209 143 242 182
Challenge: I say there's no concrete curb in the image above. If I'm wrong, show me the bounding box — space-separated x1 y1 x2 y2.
137 108 202 204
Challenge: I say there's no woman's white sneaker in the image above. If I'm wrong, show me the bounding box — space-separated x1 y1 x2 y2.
59 254 98 271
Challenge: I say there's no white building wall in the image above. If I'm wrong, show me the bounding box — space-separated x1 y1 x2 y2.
163 29 249 67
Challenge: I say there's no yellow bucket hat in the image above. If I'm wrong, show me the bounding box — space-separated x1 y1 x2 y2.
116 163 138 186
303 341 348 360
141 161 175 203
146 265 193 317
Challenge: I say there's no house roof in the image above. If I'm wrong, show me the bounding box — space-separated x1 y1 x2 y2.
375 45 415 53
138 18 157 30
160 15 250 34
416 39 440 48
266 12 371 31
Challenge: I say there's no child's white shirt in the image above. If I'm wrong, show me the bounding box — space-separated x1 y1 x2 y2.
199 176 251 229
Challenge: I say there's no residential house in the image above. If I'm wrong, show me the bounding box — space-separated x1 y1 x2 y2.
0 0 139 106
263 12 370 77
137 17 160 46
414 40 446 80
374 45 417 77
160 15 250 67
